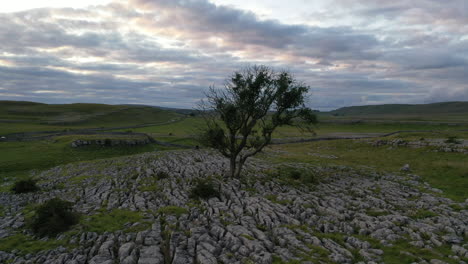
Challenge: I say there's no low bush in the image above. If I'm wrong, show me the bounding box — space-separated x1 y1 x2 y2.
11 179 39 194
445 136 461 144
30 198 79 237
156 171 169 180
277 166 320 185
190 178 219 199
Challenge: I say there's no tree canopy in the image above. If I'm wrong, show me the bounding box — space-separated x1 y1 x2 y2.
199 65 317 178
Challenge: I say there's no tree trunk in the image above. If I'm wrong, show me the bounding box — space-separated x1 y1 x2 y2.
229 156 237 178
234 158 246 179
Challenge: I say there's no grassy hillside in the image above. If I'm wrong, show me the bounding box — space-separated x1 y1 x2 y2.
326 101 468 122
0 101 183 134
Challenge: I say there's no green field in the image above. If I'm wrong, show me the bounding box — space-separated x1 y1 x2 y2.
0 135 178 189
260 134 468 201
1 100 467 202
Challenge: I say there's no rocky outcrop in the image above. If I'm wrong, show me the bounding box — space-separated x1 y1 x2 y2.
0 150 466 263
371 138 468 154
71 137 152 147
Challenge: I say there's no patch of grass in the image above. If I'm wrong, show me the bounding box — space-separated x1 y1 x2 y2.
0 138 173 188
139 182 161 192
381 240 456 264
116 116 203 137
241 234 255 240
0 233 69 255
371 186 382 194
272 255 302 264
82 209 143 233
262 138 468 201
366 209 390 217
306 244 330 259
265 194 292 205
256 224 268 232
312 232 346 246
157 206 189 218
268 166 321 187
68 175 95 184
411 209 439 219
281 224 310 233
275 121 468 138
449 203 466 211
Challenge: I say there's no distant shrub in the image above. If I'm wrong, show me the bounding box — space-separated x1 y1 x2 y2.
104 138 112 146
11 179 39 194
445 136 461 144
156 171 169 180
190 178 219 199
277 167 320 185
30 198 79 237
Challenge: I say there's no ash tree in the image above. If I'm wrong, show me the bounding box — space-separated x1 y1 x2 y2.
199 65 317 178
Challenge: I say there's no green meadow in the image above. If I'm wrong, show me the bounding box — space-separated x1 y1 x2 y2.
1 101 467 203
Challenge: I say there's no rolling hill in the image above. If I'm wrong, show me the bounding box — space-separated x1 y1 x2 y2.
326 101 468 122
329 101 468 116
0 101 184 134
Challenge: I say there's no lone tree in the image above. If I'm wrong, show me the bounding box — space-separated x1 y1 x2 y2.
199 65 317 178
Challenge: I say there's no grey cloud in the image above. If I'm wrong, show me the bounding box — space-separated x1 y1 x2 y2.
0 64 206 108
132 0 379 61
384 49 468 70
341 0 468 27
0 0 466 110
425 87 468 103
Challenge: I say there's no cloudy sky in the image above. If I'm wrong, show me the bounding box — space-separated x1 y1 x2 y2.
0 0 467 110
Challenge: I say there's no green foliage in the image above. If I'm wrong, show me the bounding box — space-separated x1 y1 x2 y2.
189 178 220 199
30 198 79 237
199 65 316 178
445 136 461 144
11 178 39 193
157 206 189 217
83 209 143 233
